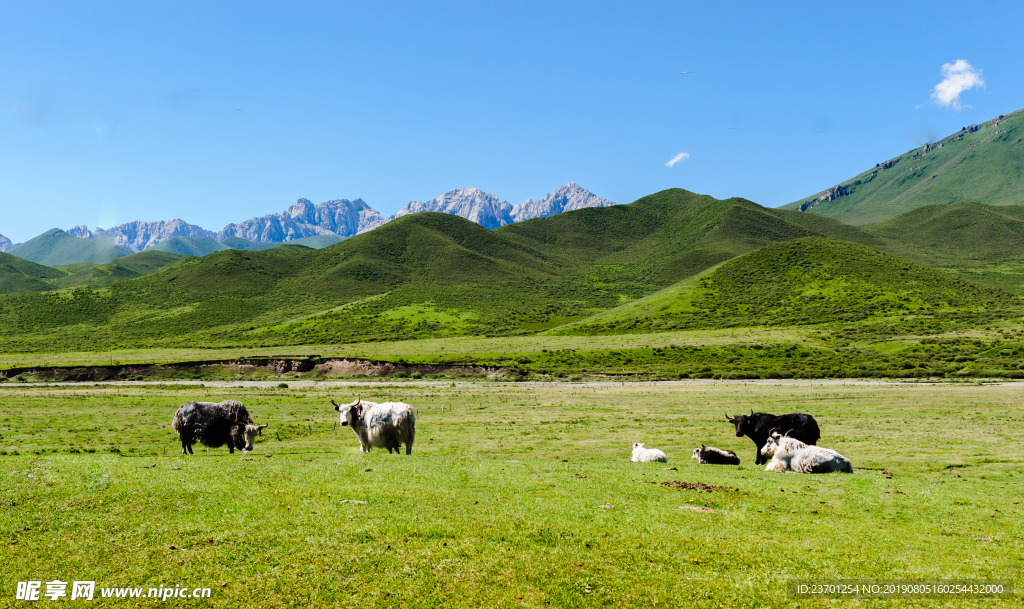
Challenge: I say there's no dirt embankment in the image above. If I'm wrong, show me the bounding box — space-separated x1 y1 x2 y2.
0 357 509 383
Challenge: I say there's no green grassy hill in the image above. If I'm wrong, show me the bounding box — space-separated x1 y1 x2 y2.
151 234 344 256
498 188 884 283
45 250 191 290
0 252 67 293
1 193 1020 353
150 236 230 256
783 108 1024 224
859 201 1024 295
555 237 1016 336
6 228 131 266
288 234 346 248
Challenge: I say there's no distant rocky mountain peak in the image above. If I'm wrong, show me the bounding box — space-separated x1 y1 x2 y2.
218 197 386 242
391 188 514 229
103 219 216 253
390 183 615 229
510 182 615 222
66 225 94 239
0 234 15 252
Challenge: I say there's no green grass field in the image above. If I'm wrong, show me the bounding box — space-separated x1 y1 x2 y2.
1 381 1021 607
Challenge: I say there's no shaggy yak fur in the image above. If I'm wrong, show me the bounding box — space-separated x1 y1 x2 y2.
691 445 741 465
725 410 820 465
760 432 852 474
332 398 416 454
171 400 267 455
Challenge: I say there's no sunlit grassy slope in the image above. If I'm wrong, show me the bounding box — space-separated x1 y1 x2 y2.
0 251 67 293
0 250 191 293
555 238 1017 336
782 108 1024 224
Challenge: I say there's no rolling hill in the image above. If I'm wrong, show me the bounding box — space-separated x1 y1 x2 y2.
1 190 1021 353
0 252 67 293
554 238 1017 336
860 201 1024 295
783 108 1024 225
150 236 230 257
497 188 887 283
151 234 346 256
46 251 191 290
6 228 130 266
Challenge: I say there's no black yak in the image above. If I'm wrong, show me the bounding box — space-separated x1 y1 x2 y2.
725 410 820 465
172 400 268 455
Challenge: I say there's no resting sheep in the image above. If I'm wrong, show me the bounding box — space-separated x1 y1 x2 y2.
631 442 668 463
332 398 415 454
760 432 852 474
691 445 741 465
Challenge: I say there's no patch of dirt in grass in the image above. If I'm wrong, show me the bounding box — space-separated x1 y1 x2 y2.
660 481 738 492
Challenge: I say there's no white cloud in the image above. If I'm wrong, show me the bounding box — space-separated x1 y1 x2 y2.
931 59 984 110
665 152 689 167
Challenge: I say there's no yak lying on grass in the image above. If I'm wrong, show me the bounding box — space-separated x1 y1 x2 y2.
691 445 741 465
333 398 416 454
761 431 852 474
172 400 268 455
726 410 820 465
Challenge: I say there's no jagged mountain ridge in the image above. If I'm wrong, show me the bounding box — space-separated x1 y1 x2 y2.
11 183 614 262
510 182 616 222
391 188 513 229
390 183 616 228
218 198 386 242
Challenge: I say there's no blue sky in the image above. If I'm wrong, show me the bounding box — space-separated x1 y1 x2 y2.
2 1 1022 243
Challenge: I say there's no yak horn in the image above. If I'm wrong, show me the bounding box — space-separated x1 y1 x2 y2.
724 412 732 420
331 399 339 407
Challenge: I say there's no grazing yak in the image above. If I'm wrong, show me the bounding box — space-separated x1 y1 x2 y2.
172 400 268 455
691 445 741 465
631 442 668 463
761 431 852 474
725 410 820 466
332 398 415 454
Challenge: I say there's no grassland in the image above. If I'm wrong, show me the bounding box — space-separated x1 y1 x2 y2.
783 108 1024 225
1 381 1021 607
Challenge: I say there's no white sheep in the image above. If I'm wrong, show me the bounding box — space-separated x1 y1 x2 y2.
761 433 852 474
631 442 668 463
